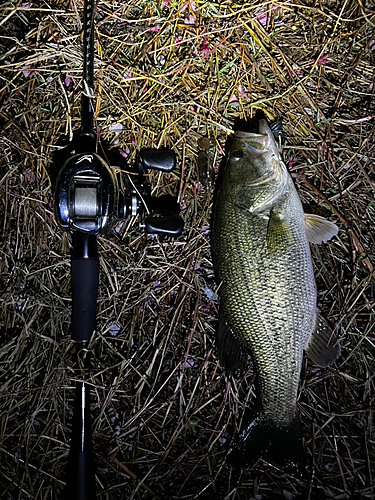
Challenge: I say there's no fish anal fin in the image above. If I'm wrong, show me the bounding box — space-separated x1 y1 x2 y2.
305 311 341 367
267 208 292 256
304 214 338 244
216 310 247 376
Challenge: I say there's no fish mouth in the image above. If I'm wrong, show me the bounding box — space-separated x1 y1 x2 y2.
234 120 281 158
235 131 263 138
234 130 270 153
233 120 288 212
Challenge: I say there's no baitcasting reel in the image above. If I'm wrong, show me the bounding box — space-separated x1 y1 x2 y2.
51 131 184 238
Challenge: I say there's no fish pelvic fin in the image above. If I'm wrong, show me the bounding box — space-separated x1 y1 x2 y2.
305 311 341 367
227 412 308 476
216 310 248 376
266 208 292 256
304 214 338 243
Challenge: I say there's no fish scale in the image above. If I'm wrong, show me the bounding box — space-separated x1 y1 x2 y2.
211 120 340 472
214 193 315 424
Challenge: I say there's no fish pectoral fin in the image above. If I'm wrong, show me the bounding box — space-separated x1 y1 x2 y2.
304 214 338 244
216 309 248 376
266 208 292 256
305 311 341 367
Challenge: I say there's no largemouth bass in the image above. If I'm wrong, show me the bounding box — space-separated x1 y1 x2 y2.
211 119 340 473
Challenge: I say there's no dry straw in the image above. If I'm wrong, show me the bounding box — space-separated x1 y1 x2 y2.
0 0 374 498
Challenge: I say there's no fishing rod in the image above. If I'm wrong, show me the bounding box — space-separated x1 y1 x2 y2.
50 0 184 497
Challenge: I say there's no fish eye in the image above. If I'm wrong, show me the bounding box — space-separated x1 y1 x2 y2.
232 150 243 158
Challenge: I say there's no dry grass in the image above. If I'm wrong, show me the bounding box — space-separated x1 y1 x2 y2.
1 0 375 498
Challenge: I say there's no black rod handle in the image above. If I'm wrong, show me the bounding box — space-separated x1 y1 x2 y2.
71 232 99 342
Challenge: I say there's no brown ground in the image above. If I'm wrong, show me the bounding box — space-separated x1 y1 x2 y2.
0 1 374 498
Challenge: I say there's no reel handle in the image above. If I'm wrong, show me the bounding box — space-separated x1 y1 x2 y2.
138 149 177 173
145 214 184 237
137 150 184 237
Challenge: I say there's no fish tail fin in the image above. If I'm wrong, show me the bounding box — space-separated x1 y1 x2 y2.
227 414 271 468
227 413 308 475
266 416 308 475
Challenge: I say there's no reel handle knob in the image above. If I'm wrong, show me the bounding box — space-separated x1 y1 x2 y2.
140 149 177 172
145 214 183 237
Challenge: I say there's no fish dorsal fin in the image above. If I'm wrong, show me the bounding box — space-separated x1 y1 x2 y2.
304 214 338 244
305 311 341 367
216 309 248 376
267 208 292 256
